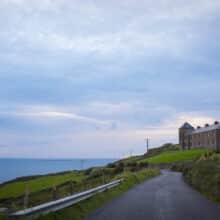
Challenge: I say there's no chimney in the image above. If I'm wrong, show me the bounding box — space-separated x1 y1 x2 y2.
214 121 219 125
205 124 209 127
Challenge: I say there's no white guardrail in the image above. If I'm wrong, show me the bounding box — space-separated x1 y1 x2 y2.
9 179 123 219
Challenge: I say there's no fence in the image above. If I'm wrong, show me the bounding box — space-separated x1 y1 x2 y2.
9 179 123 219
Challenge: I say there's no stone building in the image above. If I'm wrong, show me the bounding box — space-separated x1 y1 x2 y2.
179 121 220 151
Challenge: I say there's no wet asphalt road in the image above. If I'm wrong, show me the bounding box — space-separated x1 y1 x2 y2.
84 170 220 220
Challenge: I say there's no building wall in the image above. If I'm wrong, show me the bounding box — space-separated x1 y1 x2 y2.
179 128 187 149
179 129 191 150
217 130 220 151
179 123 220 150
191 130 218 150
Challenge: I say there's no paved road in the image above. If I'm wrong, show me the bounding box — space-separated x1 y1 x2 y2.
84 170 220 220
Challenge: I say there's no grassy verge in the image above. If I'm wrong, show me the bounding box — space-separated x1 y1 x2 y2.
171 152 220 204
36 168 160 220
183 153 220 204
140 149 211 164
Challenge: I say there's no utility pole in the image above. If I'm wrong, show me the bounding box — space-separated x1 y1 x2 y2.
146 138 149 152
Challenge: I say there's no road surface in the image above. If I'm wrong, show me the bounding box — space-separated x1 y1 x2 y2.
84 170 220 220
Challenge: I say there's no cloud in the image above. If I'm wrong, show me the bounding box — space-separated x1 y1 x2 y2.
1 0 220 59
0 108 111 126
0 0 219 158
82 101 138 116
0 109 218 158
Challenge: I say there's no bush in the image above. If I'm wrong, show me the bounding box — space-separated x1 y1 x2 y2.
88 169 103 179
84 168 93 175
126 162 137 167
112 166 124 175
129 167 139 172
183 157 220 203
139 162 148 168
102 168 115 176
107 163 116 168
118 162 124 168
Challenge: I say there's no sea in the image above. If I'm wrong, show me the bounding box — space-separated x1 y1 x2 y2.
0 158 117 184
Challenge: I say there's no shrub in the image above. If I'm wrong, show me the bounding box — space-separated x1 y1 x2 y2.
107 163 116 168
183 157 220 203
88 169 103 179
113 166 124 175
129 167 139 172
118 162 124 168
84 168 93 175
126 162 137 167
139 162 148 168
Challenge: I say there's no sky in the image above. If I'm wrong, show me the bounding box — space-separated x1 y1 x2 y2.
0 0 220 158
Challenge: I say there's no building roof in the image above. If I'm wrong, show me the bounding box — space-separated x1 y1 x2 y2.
180 122 195 130
192 123 220 134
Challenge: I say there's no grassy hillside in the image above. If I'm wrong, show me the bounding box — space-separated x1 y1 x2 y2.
144 143 180 158
0 142 214 219
0 171 85 199
116 143 181 164
0 168 160 220
140 149 211 164
117 144 209 166
37 169 160 220
0 159 155 212
119 143 180 164
0 145 210 203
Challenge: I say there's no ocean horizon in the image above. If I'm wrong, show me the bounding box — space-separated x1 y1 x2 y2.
0 158 117 184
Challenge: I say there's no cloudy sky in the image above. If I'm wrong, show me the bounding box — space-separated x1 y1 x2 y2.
0 0 220 158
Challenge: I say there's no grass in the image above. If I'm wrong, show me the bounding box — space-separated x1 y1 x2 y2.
0 143 214 219
145 143 180 158
36 168 160 220
0 161 153 211
0 214 7 220
118 155 143 164
173 152 220 204
0 171 85 200
186 160 220 204
140 149 211 164
119 143 180 164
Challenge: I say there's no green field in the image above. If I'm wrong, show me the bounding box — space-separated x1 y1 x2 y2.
140 149 211 164
0 171 85 199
